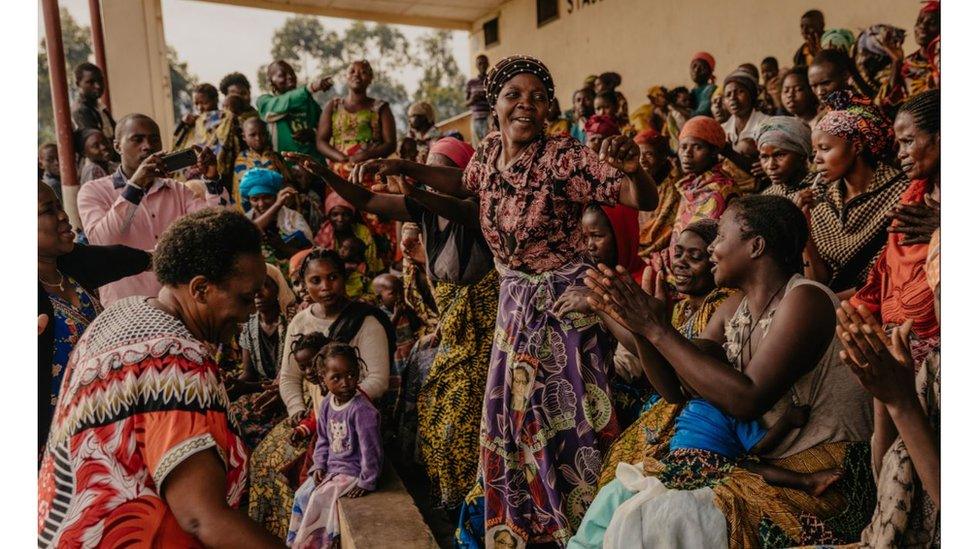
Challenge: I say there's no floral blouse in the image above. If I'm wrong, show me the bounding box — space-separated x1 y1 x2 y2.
48 276 102 414
462 132 625 273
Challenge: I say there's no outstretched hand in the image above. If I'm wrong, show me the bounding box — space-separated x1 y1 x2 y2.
836 301 916 407
283 152 329 178
350 159 405 188
584 263 669 338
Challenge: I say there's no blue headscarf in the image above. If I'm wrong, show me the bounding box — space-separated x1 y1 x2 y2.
239 168 283 199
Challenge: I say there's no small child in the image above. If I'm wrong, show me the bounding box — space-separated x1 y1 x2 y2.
234 117 292 208
173 82 240 183
338 235 368 299
287 343 382 549
75 128 117 184
39 143 62 203
371 273 423 429
668 398 843 496
286 332 332 447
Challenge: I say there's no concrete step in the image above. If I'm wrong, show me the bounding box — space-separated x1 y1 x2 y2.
338 461 439 549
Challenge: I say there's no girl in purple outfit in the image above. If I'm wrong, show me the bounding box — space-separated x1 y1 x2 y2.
287 343 382 548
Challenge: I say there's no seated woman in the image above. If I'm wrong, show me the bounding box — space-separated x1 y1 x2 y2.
849 90 940 367
797 90 909 298
247 249 393 540
595 219 735 486
39 209 281 547
837 227 940 547
37 181 151 459
757 116 816 202
240 168 314 277
572 195 872 548
314 192 384 277
226 263 296 450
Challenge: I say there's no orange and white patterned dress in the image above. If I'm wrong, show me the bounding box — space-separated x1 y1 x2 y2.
38 296 247 548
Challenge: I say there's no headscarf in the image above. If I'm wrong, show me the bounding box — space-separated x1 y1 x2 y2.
429 137 475 169
408 101 436 123
289 248 313 278
920 0 940 15
756 116 813 157
584 114 621 138
239 167 284 198
634 128 667 148
485 55 555 106
678 116 726 149
691 52 716 72
584 75 598 88
324 191 356 215
265 262 297 311
646 85 667 101
856 24 906 58
821 28 856 51
723 69 759 100
600 204 645 283
815 90 894 158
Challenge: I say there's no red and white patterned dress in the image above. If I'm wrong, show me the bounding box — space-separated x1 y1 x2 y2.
38 297 247 548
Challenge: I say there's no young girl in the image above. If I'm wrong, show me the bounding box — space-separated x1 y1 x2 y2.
287 343 382 549
234 117 293 208
75 128 116 185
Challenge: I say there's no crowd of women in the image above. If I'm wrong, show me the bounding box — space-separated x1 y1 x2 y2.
38 2 941 548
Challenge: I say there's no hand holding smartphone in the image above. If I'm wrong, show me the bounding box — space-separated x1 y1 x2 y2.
160 149 198 174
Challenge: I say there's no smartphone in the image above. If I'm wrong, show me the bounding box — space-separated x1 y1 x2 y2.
161 149 197 173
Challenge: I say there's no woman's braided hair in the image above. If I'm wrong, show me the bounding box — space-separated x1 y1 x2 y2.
298 248 345 283
899 89 940 135
731 195 809 274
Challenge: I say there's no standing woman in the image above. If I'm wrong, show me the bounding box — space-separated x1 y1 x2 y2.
798 90 909 297
37 182 151 457
316 61 398 268
355 55 658 546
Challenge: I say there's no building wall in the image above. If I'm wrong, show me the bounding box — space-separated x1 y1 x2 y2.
102 0 176 147
467 0 922 111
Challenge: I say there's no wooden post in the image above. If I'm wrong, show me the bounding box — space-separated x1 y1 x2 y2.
41 0 84 230
88 0 111 111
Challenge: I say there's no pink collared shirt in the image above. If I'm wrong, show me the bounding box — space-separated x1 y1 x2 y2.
77 169 231 306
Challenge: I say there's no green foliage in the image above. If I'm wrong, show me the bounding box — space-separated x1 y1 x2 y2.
168 46 198 121
263 16 463 133
37 8 92 145
38 8 197 144
413 30 466 122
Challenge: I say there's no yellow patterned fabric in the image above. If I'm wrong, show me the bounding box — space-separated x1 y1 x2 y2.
417 270 499 507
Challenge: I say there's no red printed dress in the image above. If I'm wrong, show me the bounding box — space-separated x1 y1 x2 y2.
38 297 247 548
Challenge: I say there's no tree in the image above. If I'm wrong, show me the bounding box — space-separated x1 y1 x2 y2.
37 8 92 145
168 46 197 121
262 16 414 131
413 30 466 123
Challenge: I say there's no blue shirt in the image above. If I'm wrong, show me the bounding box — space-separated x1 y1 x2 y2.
669 398 767 458
691 84 717 117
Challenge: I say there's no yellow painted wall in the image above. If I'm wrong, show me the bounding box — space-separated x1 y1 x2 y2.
468 0 922 111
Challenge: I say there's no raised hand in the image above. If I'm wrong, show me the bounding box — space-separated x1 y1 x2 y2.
837 311 916 407
283 152 329 177
129 152 167 189
310 76 334 94
553 288 593 319
192 145 218 179
599 136 642 175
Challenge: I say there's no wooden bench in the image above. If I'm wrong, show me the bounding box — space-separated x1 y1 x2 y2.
338 461 438 548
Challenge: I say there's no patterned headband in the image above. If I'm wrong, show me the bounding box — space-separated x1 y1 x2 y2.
485 54 555 106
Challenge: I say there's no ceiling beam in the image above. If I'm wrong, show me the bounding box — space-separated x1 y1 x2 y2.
189 0 476 31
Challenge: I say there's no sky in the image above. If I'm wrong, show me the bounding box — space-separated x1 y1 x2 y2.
38 0 471 98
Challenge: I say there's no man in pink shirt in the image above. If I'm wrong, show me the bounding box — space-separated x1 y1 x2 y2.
77 113 231 306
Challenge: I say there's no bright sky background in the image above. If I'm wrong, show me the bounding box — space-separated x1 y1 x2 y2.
38 0 471 97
